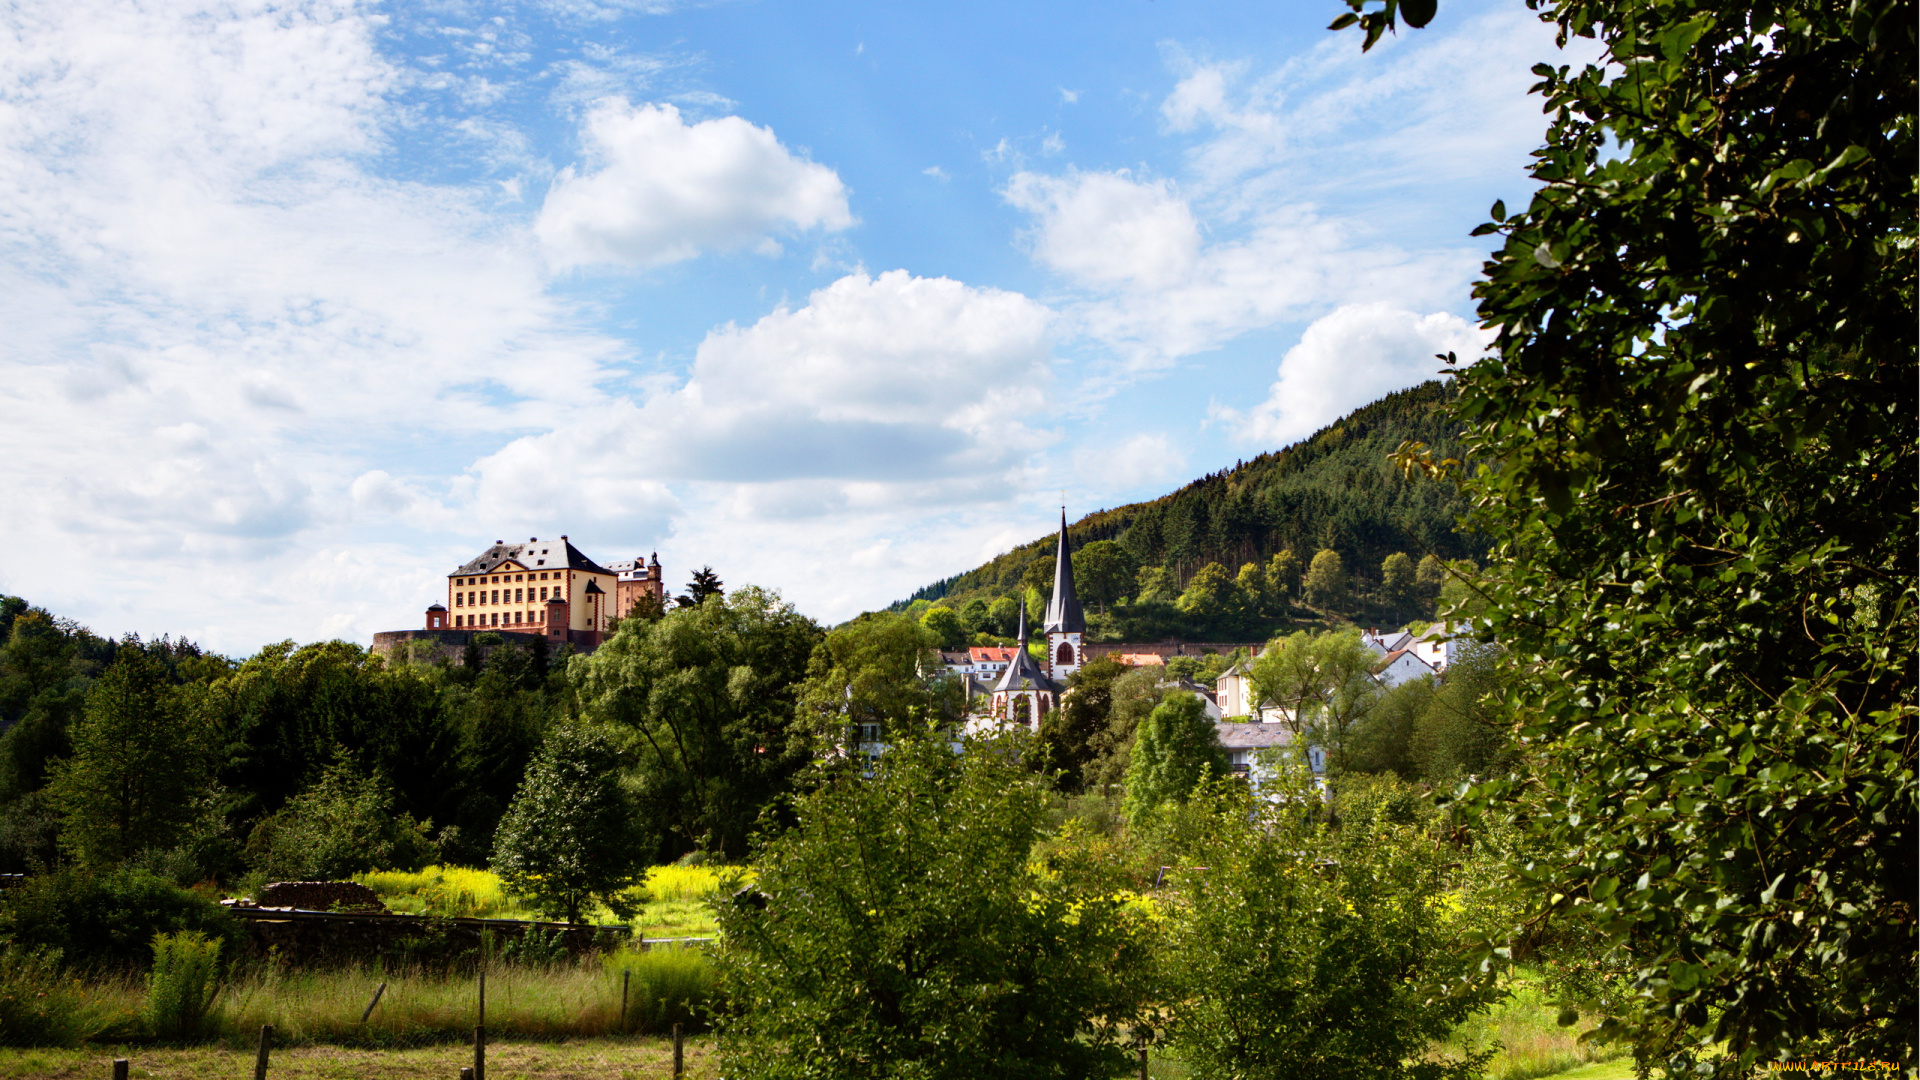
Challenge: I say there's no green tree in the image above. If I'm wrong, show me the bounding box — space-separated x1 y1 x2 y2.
1349 0 1916 1070
987 596 1020 638
1122 692 1228 825
491 724 643 925
575 586 821 861
246 755 440 881
918 606 968 651
1082 667 1166 795
1265 549 1300 602
958 597 991 635
1133 565 1177 605
1302 549 1348 609
715 729 1153 1080
1175 562 1237 619
1034 656 1126 792
1407 642 1515 786
1414 553 1448 600
801 611 957 747
1071 540 1136 613
676 566 725 609
45 641 211 867
1162 778 1491 1080
1249 629 1380 774
1379 552 1416 610
1234 561 1267 612
1019 556 1054 598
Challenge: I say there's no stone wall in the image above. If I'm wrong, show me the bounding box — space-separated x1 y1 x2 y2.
254 880 386 912
223 906 634 965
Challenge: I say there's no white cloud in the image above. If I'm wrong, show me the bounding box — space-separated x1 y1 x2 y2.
0 0 633 652
923 165 950 181
1004 168 1466 366
1004 170 1199 291
537 99 854 269
1214 303 1490 446
474 269 1056 497
1073 432 1188 492
1059 87 1080 104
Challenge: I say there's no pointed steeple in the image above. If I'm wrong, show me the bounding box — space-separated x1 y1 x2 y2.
1014 594 1030 644
1044 508 1085 635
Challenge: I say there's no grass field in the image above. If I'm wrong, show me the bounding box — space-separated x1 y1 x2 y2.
0 1036 717 1079
351 865 730 938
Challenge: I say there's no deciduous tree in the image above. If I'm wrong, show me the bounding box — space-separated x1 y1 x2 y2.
1347 0 1917 1069
491 724 643 925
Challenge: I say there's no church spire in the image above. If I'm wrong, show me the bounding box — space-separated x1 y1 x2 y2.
1014 593 1030 643
1044 507 1085 635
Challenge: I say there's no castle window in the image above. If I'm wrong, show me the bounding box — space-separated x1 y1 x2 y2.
1056 643 1074 666
540 587 548 600
454 594 462 606
491 590 500 604
514 589 523 602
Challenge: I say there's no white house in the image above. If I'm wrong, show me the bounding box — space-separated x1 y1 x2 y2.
1372 648 1438 688
1215 721 1326 793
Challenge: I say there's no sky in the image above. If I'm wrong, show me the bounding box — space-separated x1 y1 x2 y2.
0 0 1586 656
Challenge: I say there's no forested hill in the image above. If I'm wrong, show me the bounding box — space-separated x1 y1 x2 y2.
894 380 1484 623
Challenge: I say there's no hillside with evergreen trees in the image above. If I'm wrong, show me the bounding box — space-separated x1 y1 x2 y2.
893 380 1485 642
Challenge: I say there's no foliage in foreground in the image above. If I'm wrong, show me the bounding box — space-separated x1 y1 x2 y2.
0 867 242 973
491 725 645 925
0 946 101 1048
715 729 1153 1080
1160 775 1493 1080
1349 0 1918 1072
145 932 221 1041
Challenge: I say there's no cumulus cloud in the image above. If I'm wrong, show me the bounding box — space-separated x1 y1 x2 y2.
473 269 1056 500
1004 169 1200 292
537 99 854 268
1004 168 1466 366
1214 303 1490 447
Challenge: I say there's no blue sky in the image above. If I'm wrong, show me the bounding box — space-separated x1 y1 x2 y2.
0 0 1585 654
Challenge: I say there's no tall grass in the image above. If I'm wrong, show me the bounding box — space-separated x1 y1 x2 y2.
355 866 526 920
0 947 111 1048
354 864 737 933
600 946 721 1033
1441 974 1627 1080
205 950 719 1046
146 932 222 1040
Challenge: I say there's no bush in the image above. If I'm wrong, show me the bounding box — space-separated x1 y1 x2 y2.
715 728 1153 1080
602 945 720 1034
0 946 100 1047
0 867 242 972
1161 778 1494 1080
145 931 220 1040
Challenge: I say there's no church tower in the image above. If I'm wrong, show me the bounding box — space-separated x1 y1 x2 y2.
1044 508 1085 680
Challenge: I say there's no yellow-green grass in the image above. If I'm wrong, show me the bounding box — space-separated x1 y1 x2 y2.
351 865 736 934
1441 974 1629 1080
0 1035 717 1079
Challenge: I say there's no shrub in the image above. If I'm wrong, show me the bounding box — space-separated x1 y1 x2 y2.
602 945 720 1034
0 946 100 1047
715 728 1153 1080
0 867 242 972
1161 778 1495 1080
145 931 221 1040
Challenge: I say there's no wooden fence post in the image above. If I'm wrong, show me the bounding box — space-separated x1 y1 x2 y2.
474 967 486 1080
1138 1041 1148 1080
252 1024 273 1080
672 1022 683 1078
620 969 630 1032
360 981 387 1024
111 1060 127 1080
460 1069 474 1080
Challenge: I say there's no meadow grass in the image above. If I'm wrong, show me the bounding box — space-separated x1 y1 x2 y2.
352 864 735 935
1441 972 1629 1080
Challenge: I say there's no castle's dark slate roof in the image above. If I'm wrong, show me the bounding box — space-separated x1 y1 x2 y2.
1043 508 1084 635
451 537 613 578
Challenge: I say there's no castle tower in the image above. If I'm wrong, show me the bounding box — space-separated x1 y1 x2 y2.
1043 508 1085 680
